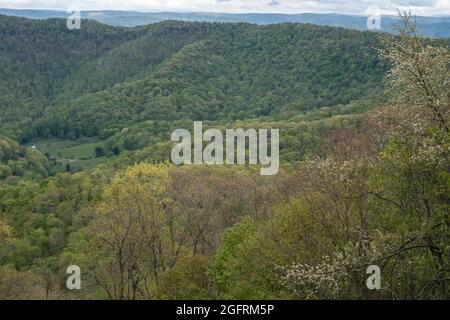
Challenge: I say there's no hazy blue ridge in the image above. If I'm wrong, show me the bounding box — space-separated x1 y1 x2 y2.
0 9 449 38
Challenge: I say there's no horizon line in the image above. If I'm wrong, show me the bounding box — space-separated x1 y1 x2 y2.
1 8 450 18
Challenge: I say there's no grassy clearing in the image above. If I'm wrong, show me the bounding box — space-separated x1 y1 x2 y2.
33 137 110 171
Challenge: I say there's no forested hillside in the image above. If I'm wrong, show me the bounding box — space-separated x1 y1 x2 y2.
0 13 448 300
41 24 384 139
0 15 141 141
0 15 386 143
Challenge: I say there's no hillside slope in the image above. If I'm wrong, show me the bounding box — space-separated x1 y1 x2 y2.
0 15 141 140
0 14 393 175
0 17 387 141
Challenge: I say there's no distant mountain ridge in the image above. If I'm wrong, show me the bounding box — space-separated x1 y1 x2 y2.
1 8 449 38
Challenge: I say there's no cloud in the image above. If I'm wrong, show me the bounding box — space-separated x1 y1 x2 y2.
0 0 448 15
393 0 438 6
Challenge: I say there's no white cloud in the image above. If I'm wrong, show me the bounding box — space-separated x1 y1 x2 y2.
0 0 448 15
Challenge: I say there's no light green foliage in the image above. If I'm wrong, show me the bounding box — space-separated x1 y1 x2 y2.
212 217 256 296
157 255 215 300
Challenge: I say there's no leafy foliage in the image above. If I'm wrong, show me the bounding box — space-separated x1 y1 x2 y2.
0 14 448 300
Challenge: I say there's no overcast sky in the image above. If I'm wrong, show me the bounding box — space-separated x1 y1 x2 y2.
0 0 449 16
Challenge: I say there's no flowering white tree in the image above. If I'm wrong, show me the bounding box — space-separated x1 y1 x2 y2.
379 11 449 133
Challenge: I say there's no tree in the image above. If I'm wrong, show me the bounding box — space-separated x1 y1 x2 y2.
157 255 215 299
94 147 105 158
374 12 450 298
212 216 256 296
0 217 15 262
379 11 450 133
86 163 173 300
0 266 44 300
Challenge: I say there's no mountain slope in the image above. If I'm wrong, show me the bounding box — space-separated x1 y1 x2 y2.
0 15 141 140
56 21 222 100
0 15 137 101
30 23 386 139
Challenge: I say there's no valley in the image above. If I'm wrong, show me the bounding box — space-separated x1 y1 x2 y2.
0 12 448 300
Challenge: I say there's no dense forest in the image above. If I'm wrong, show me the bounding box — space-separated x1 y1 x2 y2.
0 12 449 299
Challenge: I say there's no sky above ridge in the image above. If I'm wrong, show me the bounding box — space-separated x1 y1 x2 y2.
0 0 449 16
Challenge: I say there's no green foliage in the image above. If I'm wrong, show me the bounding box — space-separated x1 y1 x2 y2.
33 23 386 140
212 217 256 295
0 15 139 141
157 255 215 300
0 16 388 143
0 135 49 180
0 14 449 300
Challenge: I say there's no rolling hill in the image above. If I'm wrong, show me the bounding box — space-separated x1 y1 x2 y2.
0 15 386 144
